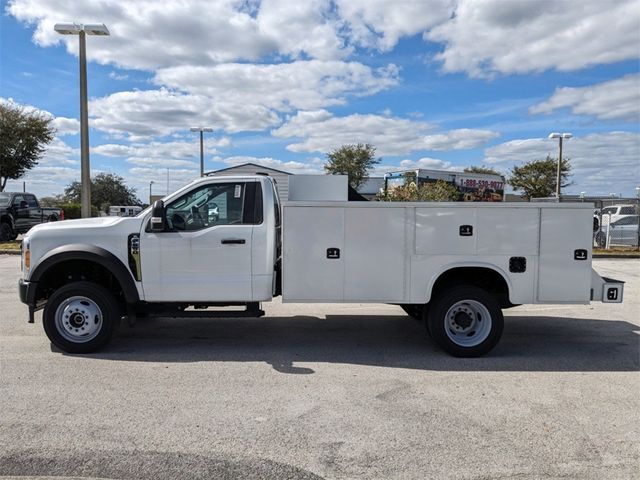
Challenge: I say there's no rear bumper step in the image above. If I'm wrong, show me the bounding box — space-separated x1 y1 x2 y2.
591 270 624 303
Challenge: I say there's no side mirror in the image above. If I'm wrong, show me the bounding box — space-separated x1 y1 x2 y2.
20 201 28 208
149 200 166 232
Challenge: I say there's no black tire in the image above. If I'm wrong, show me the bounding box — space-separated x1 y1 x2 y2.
43 281 121 354
0 222 13 242
594 231 606 248
400 304 423 320
427 285 503 357
47 215 58 222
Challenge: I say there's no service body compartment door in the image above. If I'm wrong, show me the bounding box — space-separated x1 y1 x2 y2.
537 208 592 302
283 206 344 301
344 207 406 302
415 207 477 255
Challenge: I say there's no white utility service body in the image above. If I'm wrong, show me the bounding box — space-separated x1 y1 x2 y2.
19 175 623 357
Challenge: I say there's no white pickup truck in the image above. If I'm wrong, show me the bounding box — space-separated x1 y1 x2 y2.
19 175 624 357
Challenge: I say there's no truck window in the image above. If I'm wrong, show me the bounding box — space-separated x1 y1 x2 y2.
620 206 635 215
25 195 38 208
12 195 25 207
165 182 247 231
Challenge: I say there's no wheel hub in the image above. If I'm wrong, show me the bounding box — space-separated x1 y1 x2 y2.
453 311 473 329
444 300 493 348
68 312 86 328
55 296 103 343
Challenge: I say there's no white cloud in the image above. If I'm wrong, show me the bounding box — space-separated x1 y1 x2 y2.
425 0 640 78
273 110 435 156
484 131 640 195
108 71 129 81
257 0 349 60
89 88 280 140
154 60 399 111
94 138 230 168
423 129 499 151
273 110 498 156
7 0 350 69
213 155 323 175
8 0 639 80
336 0 453 51
398 157 455 171
529 74 640 122
52 116 80 136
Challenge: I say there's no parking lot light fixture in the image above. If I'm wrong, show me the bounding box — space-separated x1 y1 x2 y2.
54 23 110 218
548 132 572 200
190 127 214 177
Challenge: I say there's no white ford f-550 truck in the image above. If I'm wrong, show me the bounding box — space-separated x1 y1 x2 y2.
18 175 624 357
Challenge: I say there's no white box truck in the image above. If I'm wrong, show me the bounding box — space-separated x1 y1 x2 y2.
19 175 623 357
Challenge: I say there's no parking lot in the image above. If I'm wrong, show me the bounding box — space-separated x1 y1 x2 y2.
0 254 638 479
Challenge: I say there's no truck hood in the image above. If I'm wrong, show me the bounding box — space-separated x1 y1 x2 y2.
26 216 144 239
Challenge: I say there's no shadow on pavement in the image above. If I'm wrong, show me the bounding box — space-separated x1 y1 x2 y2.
0 449 324 480
64 314 639 373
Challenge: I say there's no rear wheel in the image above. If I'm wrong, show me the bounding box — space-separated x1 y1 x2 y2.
427 285 503 357
43 281 121 353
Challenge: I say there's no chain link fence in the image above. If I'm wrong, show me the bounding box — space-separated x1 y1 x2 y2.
532 196 640 250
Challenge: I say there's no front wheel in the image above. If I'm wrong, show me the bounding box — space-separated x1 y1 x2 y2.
43 281 121 353
0 222 13 241
427 285 503 357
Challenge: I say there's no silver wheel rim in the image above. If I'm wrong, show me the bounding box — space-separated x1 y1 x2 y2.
444 299 492 347
54 296 103 343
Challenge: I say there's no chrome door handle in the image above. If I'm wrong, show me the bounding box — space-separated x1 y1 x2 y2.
221 238 246 245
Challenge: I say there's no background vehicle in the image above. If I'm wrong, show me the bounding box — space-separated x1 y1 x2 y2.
108 205 143 217
18 175 623 357
595 215 639 247
598 204 638 226
384 168 505 202
0 192 64 241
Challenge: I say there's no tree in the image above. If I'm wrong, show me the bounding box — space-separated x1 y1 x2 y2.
379 180 460 202
0 102 55 191
464 165 502 176
65 173 140 213
324 143 380 189
508 155 572 200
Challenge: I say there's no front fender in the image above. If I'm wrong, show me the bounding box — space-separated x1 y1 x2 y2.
28 244 140 304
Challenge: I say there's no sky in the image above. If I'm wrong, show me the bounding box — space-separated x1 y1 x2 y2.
1 0 639 201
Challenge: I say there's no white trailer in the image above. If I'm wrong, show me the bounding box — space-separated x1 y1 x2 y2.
19 175 623 357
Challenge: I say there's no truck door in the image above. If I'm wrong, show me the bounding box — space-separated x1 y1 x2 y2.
140 180 259 302
11 195 30 231
24 194 42 226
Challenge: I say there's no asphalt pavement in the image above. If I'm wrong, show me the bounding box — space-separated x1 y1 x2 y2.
0 255 638 479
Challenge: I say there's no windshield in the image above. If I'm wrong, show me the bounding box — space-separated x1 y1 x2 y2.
0 193 11 206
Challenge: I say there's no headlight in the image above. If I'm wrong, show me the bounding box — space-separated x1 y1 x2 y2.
22 238 30 271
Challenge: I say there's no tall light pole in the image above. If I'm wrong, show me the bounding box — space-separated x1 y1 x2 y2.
149 180 155 205
55 23 110 218
548 132 572 200
190 127 213 177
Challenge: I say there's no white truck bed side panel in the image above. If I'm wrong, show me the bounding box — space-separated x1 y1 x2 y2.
415 208 477 255
344 207 406 301
283 206 344 301
537 208 592 302
477 208 539 255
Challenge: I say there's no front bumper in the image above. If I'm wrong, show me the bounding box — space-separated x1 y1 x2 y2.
19 279 37 323
19 279 32 305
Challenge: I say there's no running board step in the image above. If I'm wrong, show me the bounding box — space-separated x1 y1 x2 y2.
156 309 265 319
